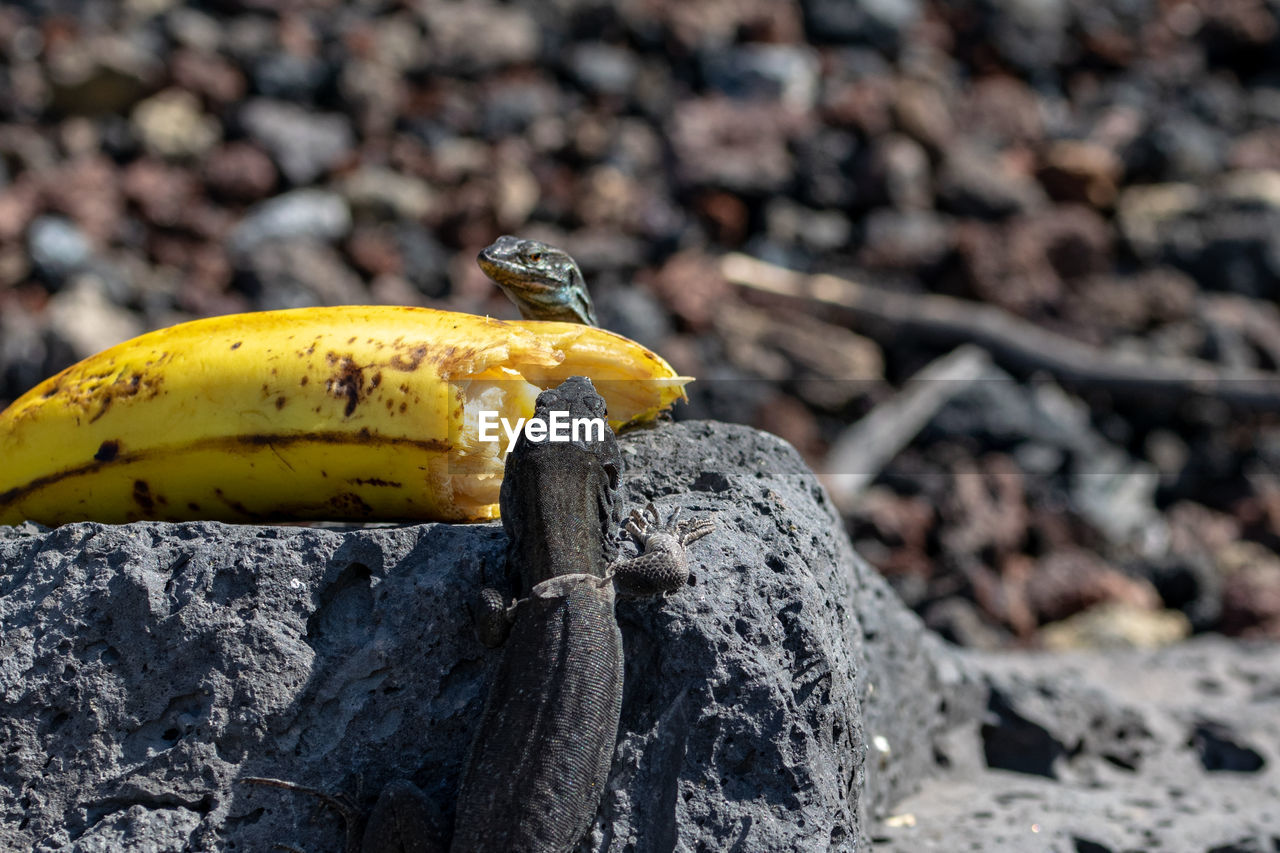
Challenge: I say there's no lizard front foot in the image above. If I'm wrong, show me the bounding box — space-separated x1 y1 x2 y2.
612 502 714 596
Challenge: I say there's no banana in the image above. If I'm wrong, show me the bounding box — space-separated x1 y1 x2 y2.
0 306 690 526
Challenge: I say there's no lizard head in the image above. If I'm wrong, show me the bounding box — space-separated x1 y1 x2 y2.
478 235 598 327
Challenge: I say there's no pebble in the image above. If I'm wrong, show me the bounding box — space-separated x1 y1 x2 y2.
228 189 351 256
569 42 639 97
44 274 143 358
800 0 921 46
131 88 221 159
419 2 540 73
937 142 1047 219
28 216 92 283
240 99 354 185
252 53 328 103
669 98 798 194
203 142 277 202
340 166 437 222
1040 602 1191 650
701 45 821 110
236 239 368 310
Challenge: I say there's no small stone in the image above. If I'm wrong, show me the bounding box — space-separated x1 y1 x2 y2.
958 76 1044 145
670 98 801 194
340 167 438 222
799 0 921 46
170 48 246 106
1127 114 1228 183
229 189 351 256
1217 542 1280 639
1037 140 1123 207
1040 602 1191 650
764 198 852 253
47 36 157 116
122 159 201 228
394 225 450 298
203 142 277 203
131 88 221 159
481 79 562 138
165 7 222 51
701 45 821 110
860 208 953 269
45 274 143 359
419 2 540 73
1115 182 1203 258
1229 127 1280 170
0 179 39 243
253 54 328 102
346 226 402 278
236 239 368 310
872 132 932 210
569 42 639 97
794 128 860 208
893 78 954 152
937 142 1047 220
39 155 123 244
28 216 92 283
240 99 354 186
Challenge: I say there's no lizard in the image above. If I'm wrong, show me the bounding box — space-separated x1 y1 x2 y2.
249 376 713 852
477 235 599 327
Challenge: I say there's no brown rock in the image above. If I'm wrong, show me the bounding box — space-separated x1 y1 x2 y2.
893 77 954 152
959 76 1044 145
203 143 278 203
1037 140 1124 207
1228 127 1280 170
170 48 246 106
346 226 403 278
40 155 122 244
1218 542 1280 639
0 179 39 243
669 97 803 193
122 159 201 229
1027 550 1161 625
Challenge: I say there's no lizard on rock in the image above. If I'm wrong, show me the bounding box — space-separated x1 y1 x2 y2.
251 376 713 852
478 235 599 327
435 375 713 852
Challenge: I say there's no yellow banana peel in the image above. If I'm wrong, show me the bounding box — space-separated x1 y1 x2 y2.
0 306 690 526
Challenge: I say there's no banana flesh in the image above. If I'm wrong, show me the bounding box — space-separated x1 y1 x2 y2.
0 306 690 526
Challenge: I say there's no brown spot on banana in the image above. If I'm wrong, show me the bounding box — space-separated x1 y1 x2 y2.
133 479 154 513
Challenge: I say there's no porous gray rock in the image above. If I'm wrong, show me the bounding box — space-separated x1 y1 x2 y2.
872 638 1280 852
0 421 970 851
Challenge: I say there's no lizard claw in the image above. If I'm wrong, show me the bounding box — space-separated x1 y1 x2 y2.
676 517 716 546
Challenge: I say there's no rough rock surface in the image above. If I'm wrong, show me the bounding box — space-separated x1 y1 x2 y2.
872 638 1280 852
6 420 1271 852
0 421 969 851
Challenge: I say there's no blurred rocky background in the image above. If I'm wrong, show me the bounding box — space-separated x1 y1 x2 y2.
1 0 1279 653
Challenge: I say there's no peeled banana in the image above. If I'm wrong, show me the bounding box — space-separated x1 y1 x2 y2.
0 306 689 526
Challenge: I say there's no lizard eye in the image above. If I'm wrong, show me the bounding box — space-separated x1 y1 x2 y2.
528 252 542 263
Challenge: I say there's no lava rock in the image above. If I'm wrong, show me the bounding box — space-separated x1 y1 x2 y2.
0 421 978 851
239 99 355 186
27 215 92 284
228 189 352 256
873 637 1280 851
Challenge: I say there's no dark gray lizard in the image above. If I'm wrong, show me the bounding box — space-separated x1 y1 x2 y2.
440 375 712 852
478 235 599 327
250 376 712 852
